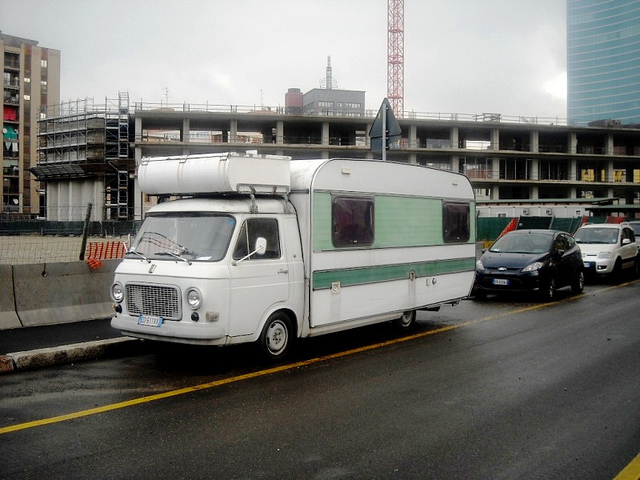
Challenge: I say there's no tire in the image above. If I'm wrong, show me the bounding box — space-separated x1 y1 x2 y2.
473 290 487 300
613 258 623 279
571 270 585 294
259 312 293 361
539 277 556 302
394 310 416 331
634 256 640 278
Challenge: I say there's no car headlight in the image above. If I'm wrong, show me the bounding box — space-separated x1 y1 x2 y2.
186 287 202 310
597 251 611 259
476 259 485 272
522 261 543 272
111 282 124 303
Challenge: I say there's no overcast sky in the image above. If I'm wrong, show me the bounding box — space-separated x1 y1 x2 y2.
2 0 567 119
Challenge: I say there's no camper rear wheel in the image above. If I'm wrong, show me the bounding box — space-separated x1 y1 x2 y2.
259 312 293 360
394 310 416 331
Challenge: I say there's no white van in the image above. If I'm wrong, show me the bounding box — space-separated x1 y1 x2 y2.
110 153 476 359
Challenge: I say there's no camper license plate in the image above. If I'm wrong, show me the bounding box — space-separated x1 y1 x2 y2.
492 278 509 286
138 315 163 327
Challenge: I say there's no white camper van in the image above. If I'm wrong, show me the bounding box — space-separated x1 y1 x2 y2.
110 152 476 359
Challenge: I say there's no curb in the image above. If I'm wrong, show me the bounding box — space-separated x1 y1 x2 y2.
0 337 144 374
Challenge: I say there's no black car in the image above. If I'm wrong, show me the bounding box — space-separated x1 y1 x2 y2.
473 229 584 301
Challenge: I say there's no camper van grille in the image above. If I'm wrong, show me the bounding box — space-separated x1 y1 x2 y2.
126 284 181 320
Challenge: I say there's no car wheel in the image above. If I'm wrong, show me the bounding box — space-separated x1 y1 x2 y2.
635 256 640 278
571 270 585 294
613 258 623 278
259 312 293 361
394 310 416 331
539 277 556 302
473 290 487 300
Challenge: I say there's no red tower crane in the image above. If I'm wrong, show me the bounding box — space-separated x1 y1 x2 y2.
387 0 404 117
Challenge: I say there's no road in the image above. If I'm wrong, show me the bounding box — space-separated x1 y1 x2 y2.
1 279 639 479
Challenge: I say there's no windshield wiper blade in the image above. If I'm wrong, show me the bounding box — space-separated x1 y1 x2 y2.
155 250 192 264
126 249 150 263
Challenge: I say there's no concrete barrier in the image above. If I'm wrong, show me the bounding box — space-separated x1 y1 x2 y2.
12 260 118 328
0 265 21 330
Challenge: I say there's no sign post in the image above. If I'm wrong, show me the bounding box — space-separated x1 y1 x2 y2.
369 98 401 161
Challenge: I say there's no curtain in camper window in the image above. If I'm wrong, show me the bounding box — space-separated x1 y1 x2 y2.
332 195 375 247
443 202 470 243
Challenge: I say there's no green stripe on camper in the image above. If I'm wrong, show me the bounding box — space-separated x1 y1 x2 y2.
312 257 476 290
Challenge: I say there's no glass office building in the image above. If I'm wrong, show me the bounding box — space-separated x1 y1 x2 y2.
567 0 640 126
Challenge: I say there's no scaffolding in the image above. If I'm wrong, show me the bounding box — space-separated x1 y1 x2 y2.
104 92 130 219
35 92 133 220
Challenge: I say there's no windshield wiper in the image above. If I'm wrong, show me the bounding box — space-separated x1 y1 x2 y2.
155 250 192 264
126 249 150 263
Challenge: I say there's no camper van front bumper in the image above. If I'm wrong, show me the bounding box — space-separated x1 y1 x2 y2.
111 314 227 345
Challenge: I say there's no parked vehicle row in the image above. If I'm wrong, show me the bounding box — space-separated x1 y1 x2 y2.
473 222 640 302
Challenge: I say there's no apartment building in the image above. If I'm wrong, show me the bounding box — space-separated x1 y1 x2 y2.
1 31 60 216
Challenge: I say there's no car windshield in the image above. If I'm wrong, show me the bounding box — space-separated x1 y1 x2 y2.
575 227 618 245
128 213 236 262
489 233 551 254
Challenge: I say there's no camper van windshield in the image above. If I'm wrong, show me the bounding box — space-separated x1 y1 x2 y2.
129 213 236 262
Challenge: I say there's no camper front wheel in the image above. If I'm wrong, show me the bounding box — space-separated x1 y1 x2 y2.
395 310 416 331
260 312 293 360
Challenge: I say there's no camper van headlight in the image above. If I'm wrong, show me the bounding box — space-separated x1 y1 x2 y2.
186 287 202 310
111 282 124 303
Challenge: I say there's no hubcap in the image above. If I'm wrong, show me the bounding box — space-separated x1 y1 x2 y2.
267 320 287 354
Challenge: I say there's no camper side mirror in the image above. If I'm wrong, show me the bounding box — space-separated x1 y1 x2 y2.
232 237 267 265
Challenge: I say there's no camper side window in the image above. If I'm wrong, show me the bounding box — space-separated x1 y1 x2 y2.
443 202 470 243
232 218 281 260
332 196 375 247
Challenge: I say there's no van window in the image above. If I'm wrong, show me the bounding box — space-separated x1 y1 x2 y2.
233 218 281 260
443 202 470 243
332 195 375 247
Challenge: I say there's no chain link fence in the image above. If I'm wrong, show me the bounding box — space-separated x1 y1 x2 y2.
0 235 130 265
0 220 138 265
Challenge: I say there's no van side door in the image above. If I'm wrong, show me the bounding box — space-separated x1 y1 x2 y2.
228 217 290 337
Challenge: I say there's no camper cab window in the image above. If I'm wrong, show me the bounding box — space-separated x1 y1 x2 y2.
332 195 375 247
443 202 470 243
233 218 281 260
129 213 236 261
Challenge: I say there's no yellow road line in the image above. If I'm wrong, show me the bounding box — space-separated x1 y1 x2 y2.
614 452 640 480
0 281 635 437
0 303 546 436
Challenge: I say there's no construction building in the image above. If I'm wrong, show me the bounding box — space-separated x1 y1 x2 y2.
126 102 640 220
1 31 60 216
33 94 133 221
32 91 640 222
